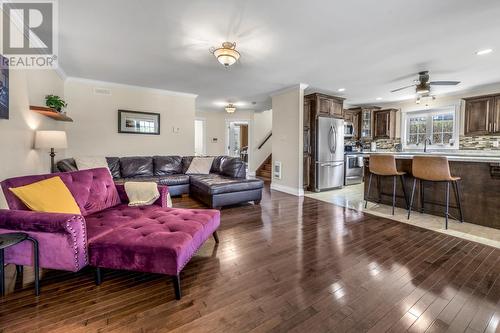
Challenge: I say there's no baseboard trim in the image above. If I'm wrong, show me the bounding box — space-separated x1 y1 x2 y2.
270 183 304 196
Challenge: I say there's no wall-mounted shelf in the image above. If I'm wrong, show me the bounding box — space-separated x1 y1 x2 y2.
30 106 73 122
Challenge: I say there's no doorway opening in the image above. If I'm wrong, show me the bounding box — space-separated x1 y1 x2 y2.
226 120 249 164
194 118 206 156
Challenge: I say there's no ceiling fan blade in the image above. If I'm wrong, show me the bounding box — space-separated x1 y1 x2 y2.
429 81 460 86
391 85 416 93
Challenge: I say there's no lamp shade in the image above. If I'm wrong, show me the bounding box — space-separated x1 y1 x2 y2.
35 131 68 149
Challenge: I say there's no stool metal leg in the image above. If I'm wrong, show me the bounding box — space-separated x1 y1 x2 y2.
445 182 450 230
453 180 464 223
392 176 396 215
365 173 373 209
408 178 417 220
420 180 425 213
377 175 382 203
400 175 409 210
27 237 40 296
0 248 4 296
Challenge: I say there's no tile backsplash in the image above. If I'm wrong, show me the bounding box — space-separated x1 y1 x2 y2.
460 135 500 150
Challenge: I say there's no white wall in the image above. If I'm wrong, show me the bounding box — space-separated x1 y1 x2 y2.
0 69 65 208
271 84 306 196
250 109 272 173
64 78 196 157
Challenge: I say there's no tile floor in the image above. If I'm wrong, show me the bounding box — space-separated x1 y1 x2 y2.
305 183 500 249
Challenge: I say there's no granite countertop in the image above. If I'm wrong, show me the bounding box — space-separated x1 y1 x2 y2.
361 150 500 163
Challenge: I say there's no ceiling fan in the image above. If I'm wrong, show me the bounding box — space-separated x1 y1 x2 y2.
390 71 460 95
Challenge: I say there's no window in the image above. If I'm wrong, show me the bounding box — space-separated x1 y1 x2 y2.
403 107 457 148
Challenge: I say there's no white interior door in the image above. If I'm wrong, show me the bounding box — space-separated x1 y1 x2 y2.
194 119 206 156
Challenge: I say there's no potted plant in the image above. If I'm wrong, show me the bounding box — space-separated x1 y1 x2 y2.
45 95 67 113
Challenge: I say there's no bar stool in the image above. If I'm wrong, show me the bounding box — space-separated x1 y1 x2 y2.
407 156 464 229
365 155 409 215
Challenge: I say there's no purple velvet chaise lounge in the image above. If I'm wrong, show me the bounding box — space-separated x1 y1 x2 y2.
0 168 220 299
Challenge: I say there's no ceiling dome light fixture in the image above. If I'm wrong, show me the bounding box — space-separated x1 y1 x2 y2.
225 103 236 113
210 42 240 68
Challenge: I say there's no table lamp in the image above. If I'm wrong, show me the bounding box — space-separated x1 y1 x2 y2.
35 130 68 173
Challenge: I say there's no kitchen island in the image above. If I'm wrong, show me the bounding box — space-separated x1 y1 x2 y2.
363 152 500 230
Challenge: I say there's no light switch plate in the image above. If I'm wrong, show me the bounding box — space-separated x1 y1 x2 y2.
172 126 180 133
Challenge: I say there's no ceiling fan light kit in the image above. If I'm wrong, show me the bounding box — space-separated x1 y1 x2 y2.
391 70 460 103
210 42 240 67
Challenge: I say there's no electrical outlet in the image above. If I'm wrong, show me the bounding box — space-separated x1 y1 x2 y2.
492 141 499 148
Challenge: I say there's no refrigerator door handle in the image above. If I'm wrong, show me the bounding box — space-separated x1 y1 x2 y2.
328 125 336 154
332 125 337 154
319 162 343 167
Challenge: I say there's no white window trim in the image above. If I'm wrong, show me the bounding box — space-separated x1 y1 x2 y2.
401 105 459 150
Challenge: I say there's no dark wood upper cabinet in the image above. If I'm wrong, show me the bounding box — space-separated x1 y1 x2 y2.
492 96 500 134
464 96 495 136
372 109 396 139
315 94 344 118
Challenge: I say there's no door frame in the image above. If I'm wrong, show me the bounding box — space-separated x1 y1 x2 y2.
225 118 253 171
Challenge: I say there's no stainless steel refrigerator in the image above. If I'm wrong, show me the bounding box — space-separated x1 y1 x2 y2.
315 116 344 191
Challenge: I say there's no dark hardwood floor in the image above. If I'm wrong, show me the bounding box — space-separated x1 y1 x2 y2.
1 184 499 332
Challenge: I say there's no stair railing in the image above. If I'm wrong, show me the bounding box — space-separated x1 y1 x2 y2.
257 132 272 150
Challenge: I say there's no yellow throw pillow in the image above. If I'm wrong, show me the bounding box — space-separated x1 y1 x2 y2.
9 176 81 214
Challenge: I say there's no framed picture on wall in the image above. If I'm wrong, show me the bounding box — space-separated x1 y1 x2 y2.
0 55 9 120
118 110 160 135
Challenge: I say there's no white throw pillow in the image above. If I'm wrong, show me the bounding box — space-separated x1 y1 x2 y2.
74 156 109 171
185 157 214 175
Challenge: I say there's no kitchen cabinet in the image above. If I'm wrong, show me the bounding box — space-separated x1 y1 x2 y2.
303 93 345 191
344 109 361 140
346 106 381 140
316 94 344 118
373 109 397 139
463 94 500 136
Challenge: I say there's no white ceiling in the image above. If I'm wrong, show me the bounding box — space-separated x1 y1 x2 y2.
59 0 500 111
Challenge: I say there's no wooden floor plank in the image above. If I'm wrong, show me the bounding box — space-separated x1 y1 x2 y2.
0 185 499 333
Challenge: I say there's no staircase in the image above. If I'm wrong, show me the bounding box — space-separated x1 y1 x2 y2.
256 155 272 181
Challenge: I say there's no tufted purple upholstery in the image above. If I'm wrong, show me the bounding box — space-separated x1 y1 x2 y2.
87 205 220 275
0 168 220 281
1 168 120 216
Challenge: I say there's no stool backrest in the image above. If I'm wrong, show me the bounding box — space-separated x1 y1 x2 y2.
412 156 452 181
369 155 398 176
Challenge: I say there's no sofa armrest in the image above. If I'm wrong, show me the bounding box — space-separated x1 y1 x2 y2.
115 184 170 208
0 209 85 233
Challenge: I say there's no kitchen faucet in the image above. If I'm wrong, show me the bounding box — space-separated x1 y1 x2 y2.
423 138 432 152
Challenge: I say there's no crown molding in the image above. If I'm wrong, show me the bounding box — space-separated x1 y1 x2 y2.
65 76 198 98
270 83 309 97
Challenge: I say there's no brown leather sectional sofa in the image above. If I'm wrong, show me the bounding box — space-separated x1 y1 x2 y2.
57 156 264 209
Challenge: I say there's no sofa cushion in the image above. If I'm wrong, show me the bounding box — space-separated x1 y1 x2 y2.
74 156 109 172
154 156 183 176
210 156 226 173
114 174 190 187
106 157 121 179
9 176 81 214
57 158 78 172
1 168 121 216
87 205 220 275
181 156 194 174
220 157 246 178
185 157 214 175
190 174 263 195
120 157 153 178
157 175 190 186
